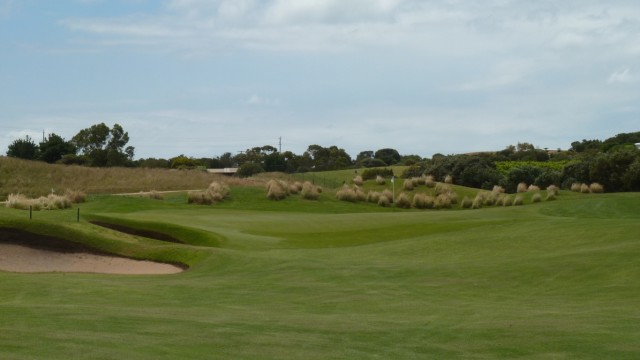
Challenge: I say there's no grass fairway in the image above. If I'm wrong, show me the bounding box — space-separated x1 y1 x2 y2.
1 188 639 359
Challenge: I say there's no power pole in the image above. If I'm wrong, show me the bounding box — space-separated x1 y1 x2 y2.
278 137 282 153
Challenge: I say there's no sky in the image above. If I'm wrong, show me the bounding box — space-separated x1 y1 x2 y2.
1 0 639 160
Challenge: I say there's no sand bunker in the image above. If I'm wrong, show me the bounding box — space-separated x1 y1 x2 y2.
0 244 183 274
0 228 183 275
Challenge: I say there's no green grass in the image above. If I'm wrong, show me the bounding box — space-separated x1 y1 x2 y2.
0 173 639 358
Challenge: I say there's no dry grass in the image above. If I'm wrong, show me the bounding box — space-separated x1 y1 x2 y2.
527 185 540 192
353 175 364 186
415 176 426 186
492 185 505 194
517 182 528 193
461 196 472 209
513 195 524 206
0 157 244 199
425 175 436 188
501 195 513 207
444 175 453 184
590 183 604 193
139 190 164 200
188 181 230 205
6 193 74 211
336 185 366 202
367 191 381 204
266 179 289 201
581 183 591 194
532 193 542 203
472 194 484 209
403 179 414 191
64 189 87 203
435 194 452 209
395 193 411 209
375 175 386 185
547 185 559 197
571 183 582 192
300 181 321 200
377 195 391 207
289 181 303 195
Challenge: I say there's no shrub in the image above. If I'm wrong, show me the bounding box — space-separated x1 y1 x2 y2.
517 182 528 193
362 168 394 181
590 183 604 193
571 183 582 192
353 175 364 186
403 179 414 191
395 192 411 209
461 196 472 209
301 181 320 200
581 183 591 194
532 193 542 203
527 185 540 192
444 175 453 184
513 195 524 206
375 175 385 185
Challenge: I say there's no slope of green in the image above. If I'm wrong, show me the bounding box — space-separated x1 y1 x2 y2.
0 181 638 359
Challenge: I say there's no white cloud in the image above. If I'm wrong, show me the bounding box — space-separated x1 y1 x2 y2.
608 68 637 84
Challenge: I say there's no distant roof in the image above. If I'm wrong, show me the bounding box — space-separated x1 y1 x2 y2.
207 168 238 174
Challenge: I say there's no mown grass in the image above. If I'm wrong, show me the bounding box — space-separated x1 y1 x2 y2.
0 161 638 359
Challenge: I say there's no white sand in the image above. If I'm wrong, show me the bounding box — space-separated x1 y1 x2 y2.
0 244 183 275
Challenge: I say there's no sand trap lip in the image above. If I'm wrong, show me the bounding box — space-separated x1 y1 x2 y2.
0 228 184 275
0 244 183 274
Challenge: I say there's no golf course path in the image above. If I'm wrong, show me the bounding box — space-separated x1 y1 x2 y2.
0 243 183 275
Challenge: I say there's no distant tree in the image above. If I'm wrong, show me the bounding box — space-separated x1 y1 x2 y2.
6 136 39 160
170 155 200 169
400 154 422 166
237 162 264 177
305 145 352 171
137 158 170 168
374 148 401 166
39 133 76 163
355 151 374 165
71 123 134 167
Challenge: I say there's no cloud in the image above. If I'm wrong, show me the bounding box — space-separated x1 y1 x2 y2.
247 95 280 106
608 68 637 84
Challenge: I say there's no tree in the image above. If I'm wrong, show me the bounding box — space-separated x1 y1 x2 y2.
71 123 134 167
39 133 76 163
374 148 401 166
7 136 39 160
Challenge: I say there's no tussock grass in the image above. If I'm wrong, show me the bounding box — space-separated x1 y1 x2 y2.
435 193 452 209
532 193 542 203
547 185 559 197
571 183 582 192
528 185 540 192
581 183 591 194
415 176 426 186
375 175 386 185
64 189 87 203
381 189 394 203
403 179 414 191
444 175 453 184
395 192 411 209
501 195 513 207
461 196 472 209
514 195 524 206
492 185 505 194
472 194 484 209
336 185 366 203
300 181 321 200
377 194 391 207
266 179 289 201
139 190 164 200
188 181 230 205
289 181 303 195
6 193 74 211
353 175 364 186
590 183 604 193
367 191 381 204
517 182 528 193
425 175 436 188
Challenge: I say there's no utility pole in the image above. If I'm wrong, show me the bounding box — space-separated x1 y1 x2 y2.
278 137 282 153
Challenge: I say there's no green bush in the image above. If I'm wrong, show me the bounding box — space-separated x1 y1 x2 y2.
362 168 394 181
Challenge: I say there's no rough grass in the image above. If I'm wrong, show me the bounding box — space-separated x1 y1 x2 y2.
6 192 82 211
517 182 528 193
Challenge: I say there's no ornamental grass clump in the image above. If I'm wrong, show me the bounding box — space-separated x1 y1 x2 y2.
140 190 164 200
472 193 485 209
444 175 453 184
492 185 505 194
403 179 414 191
581 183 591 194
6 192 78 210
547 185 559 197
367 191 381 203
532 193 542 203
266 179 288 201
336 185 366 202
301 181 320 200
64 189 87 203
375 175 386 185
517 182 528 193
461 196 472 209
590 183 604 193
571 183 582 192
289 181 303 195
378 195 391 207
188 181 230 204
425 175 436 188
484 192 498 206
528 185 540 192
513 195 524 206
435 193 452 209
381 189 394 203
501 195 513 207
416 176 426 186
353 175 364 186
395 192 411 209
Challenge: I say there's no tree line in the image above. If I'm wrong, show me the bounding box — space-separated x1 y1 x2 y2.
5 124 639 192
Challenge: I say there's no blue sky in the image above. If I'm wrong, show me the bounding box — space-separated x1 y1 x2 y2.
1 0 639 159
